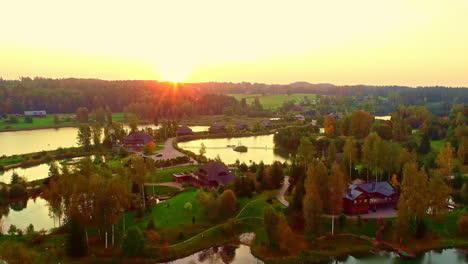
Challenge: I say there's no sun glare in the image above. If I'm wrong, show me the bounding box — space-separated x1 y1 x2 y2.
158 61 194 83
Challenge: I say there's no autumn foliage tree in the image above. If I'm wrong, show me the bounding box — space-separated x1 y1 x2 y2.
303 165 323 237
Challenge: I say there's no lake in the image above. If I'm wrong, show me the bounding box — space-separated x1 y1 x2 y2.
0 125 210 156
166 245 468 264
1 197 57 234
177 134 288 165
0 163 51 184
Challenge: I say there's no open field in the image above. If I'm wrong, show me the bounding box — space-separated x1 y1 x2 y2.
431 139 445 150
0 113 125 131
146 165 200 183
178 115 272 127
229 93 316 110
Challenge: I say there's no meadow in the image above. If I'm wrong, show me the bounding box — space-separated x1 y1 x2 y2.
0 113 125 131
228 93 316 110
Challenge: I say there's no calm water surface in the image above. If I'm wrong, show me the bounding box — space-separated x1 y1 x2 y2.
0 125 209 156
1 197 56 233
166 246 467 264
178 134 288 165
0 163 50 184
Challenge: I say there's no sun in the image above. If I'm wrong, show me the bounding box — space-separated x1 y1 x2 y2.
158 61 193 83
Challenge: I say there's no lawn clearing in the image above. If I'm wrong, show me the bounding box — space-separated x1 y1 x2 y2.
145 185 179 197
147 165 200 183
228 93 316 110
431 139 445 150
0 113 125 131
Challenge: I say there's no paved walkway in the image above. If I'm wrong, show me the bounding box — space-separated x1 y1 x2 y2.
151 138 186 161
144 181 184 191
276 176 290 207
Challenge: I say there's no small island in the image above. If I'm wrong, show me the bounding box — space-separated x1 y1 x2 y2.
233 145 248 152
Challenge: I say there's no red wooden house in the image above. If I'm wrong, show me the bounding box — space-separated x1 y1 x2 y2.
123 131 154 152
343 181 399 215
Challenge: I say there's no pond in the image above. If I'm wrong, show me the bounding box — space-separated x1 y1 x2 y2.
335 248 468 263
0 125 210 156
177 134 288 165
0 163 51 184
1 197 57 234
167 244 263 264
166 246 468 264
375 116 391 121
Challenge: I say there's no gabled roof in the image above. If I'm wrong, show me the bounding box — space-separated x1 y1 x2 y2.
198 161 234 185
344 188 365 200
235 123 248 130
124 131 153 144
263 120 272 126
348 181 396 198
177 125 193 134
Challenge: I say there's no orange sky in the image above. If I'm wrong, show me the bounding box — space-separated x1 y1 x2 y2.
1 0 468 86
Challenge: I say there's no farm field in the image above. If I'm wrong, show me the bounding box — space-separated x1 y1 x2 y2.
228 93 316 110
0 113 125 131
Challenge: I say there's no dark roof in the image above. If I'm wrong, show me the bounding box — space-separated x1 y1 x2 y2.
235 123 248 130
177 126 193 134
124 131 153 144
209 123 226 133
263 120 272 126
292 105 302 111
198 161 234 185
344 181 396 200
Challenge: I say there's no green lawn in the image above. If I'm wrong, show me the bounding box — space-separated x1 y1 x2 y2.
0 157 26 167
129 188 202 229
178 115 269 127
431 139 445 150
145 185 180 197
147 165 200 183
228 93 316 110
0 113 125 131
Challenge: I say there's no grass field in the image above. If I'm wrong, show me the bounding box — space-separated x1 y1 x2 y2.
431 139 445 150
229 93 316 110
178 115 269 127
147 165 200 183
0 113 125 131
145 185 180 197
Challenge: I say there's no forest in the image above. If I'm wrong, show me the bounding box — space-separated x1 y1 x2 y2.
1 78 467 118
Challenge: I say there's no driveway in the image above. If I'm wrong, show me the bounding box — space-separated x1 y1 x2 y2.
276 176 290 207
151 138 186 161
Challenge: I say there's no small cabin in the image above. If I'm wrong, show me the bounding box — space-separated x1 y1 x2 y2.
209 123 226 133
234 123 248 131
123 131 154 152
176 126 194 137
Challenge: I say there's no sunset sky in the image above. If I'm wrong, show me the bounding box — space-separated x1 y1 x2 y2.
1 0 467 86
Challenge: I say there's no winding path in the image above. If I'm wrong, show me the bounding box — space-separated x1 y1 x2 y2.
276 176 290 207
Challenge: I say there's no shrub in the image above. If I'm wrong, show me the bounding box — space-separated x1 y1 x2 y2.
9 184 27 199
122 227 145 257
457 214 468 237
24 116 33 123
147 219 155 230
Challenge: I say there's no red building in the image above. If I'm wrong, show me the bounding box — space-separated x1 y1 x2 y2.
343 182 399 215
174 161 234 188
123 131 154 152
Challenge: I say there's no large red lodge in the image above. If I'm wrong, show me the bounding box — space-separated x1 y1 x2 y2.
343 182 399 215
